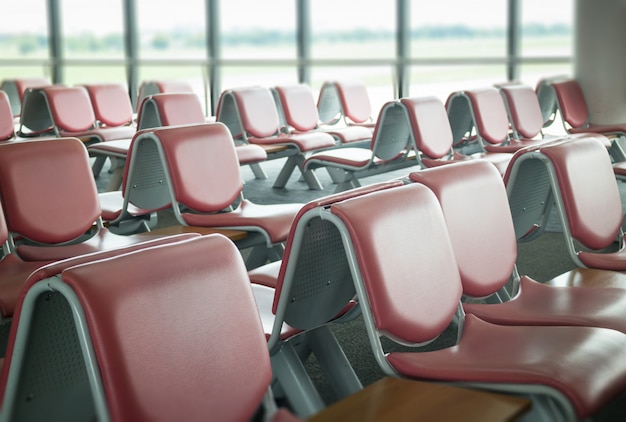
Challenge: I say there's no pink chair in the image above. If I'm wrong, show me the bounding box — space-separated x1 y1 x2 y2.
448 87 559 154
217 86 336 190
303 100 418 193
0 138 167 261
409 159 626 330
506 135 626 271
0 235 296 421
316 80 376 130
326 182 626 421
273 84 372 146
0 78 50 117
82 83 134 129
18 86 135 144
135 79 194 112
400 96 512 176
120 122 303 269
550 78 626 162
248 180 403 416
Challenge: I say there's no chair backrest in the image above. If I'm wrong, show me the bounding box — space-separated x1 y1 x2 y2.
0 138 102 244
0 78 50 117
82 83 133 127
18 88 55 136
230 86 282 139
137 92 206 130
334 80 373 125
401 96 453 160
0 235 273 422
316 81 342 125
43 85 97 133
144 123 244 214
329 183 463 345
0 91 16 141
136 79 194 111
274 84 320 132
551 79 590 130
539 137 622 250
370 100 414 160
463 87 511 145
535 75 568 128
445 91 475 147
499 84 545 139
268 180 403 344
409 160 517 298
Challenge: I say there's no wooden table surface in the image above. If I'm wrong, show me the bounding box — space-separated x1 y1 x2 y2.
308 377 531 422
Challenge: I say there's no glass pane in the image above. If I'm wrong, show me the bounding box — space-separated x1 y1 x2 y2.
136 0 206 59
221 66 298 92
0 0 49 80
410 0 507 58
310 0 396 59
61 0 124 60
220 0 296 60
519 0 573 87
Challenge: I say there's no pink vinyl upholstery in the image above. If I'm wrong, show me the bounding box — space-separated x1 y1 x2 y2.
0 91 15 141
317 80 376 128
400 96 511 176
552 79 589 130
0 138 162 261
135 79 194 111
138 92 206 128
328 182 626 420
83 83 134 127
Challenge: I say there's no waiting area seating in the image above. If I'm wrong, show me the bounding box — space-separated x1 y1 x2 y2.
323 182 626 421
0 235 295 421
273 84 372 146
317 79 377 130
106 123 302 269
0 138 165 261
400 96 511 176
410 159 626 333
303 100 418 193
505 136 626 271
548 78 626 161
135 79 194 111
18 85 135 145
217 86 337 189
0 78 50 118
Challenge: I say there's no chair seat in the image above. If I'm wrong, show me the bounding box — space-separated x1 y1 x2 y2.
251 283 302 341
248 260 281 288
249 131 336 152
60 125 135 142
88 138 132 158
236 144 267 165
305 147 375 169
577 238 626 270
182 199 302 244
98 191 160 221
386 314 626 419
421 153 511 177
483 137 552 153
324 125 372 144
16 228 159 261
463 275 626 331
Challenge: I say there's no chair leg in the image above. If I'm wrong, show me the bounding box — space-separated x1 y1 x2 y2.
274 155 324 190
271 341 326 418
307 325 363 400
249 162 267 179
